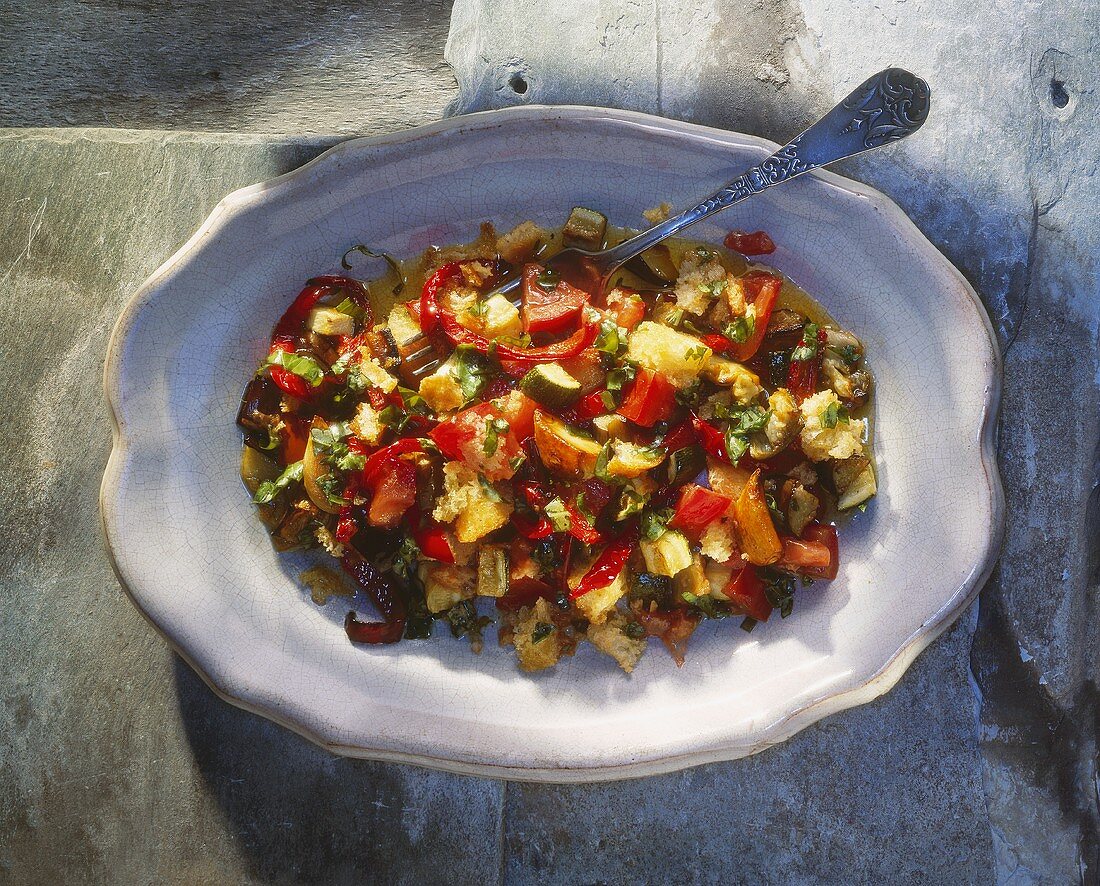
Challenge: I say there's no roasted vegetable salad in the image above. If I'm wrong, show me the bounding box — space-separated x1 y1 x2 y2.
238 209 875 673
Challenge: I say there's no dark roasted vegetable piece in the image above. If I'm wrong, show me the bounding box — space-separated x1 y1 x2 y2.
342 551 408 644
562 206 608 250
625 244 678 285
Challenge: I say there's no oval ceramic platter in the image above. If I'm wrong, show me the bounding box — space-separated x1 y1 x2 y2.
102 106 1004 782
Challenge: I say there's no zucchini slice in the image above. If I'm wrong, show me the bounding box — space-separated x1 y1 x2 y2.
532 409 602 478
519 362 582 409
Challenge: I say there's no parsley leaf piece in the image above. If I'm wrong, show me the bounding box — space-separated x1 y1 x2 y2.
763 571 796 618
451 344 496 402
640 507 673 541
483 417 510 457
265 350 327 387
253 461 304 504
790 322 820 362
623 621 646 639
340 244 406 295
544 497 572 532
478 474 503 502
722 313 755 344
593 318 624 356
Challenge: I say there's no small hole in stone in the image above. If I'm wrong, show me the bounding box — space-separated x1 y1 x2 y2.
1049 78 1069 109
509 73 528 95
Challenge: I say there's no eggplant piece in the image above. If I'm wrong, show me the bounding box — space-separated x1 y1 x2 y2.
766 308 805 337
237 374 281 432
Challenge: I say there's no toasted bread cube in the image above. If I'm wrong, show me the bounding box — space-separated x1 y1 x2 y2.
587 611 647 673
513 598 563 672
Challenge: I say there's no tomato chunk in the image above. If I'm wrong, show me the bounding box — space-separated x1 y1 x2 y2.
724 230 776 255
522 264 589 335
618 367 677 427
367 458 417 528
429 402 522 480
669 484 732 534
784 522 839 580
720 566 772 621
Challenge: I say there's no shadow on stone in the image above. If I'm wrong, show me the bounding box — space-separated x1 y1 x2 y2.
172 656 500 885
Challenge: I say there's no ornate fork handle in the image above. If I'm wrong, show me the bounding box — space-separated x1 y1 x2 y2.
600 68 930 267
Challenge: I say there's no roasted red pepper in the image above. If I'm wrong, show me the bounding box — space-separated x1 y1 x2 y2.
618 367 677 427
515 512 555 540
570 522 639 597
729 272 782 362
576 389 609 419
777 522 839 580
720 566 772 621
342 552 407 644
418 262 463 336
661 420 698 454
522 264 589 335
362 438 423 487
563 502 603 545
724 230 776 256
787 325 827 402
367 457 417 528
690 413 729 462
420 262 599 363
413 522 456 563
668 484 732 534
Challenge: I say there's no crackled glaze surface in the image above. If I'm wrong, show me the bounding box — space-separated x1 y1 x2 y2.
102 107 1003 779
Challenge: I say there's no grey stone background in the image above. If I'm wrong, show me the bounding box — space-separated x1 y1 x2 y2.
0 1 1096 883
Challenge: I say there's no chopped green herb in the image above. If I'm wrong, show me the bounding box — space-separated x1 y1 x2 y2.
532 538 561 576
682 591 732 620
640 507 673 541
602 361 637 408
332 296 366 322
665 308 685 328
315 472 345 506
622 621 646 640
483 417 510 457
762 571 796 618
544 497 572 532
253 461 304 504
675 379 705 408
821 401 850 429
593 318 624 356
594 441 616 484
630 571 671 604
615 484 649 520
683 345 709 362
340 244 405 294
478 474 503 502
829 344 862 366
265 350 326 387
468 298 489 318
451 344 496 402
446 599 492 641
724 429 749 463
790 322 820 362
723 313 755 344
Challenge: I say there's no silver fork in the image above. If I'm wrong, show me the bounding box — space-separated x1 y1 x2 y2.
399 67 930 383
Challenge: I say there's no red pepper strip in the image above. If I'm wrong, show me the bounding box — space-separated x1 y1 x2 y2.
515 512 555 540
563 502 603 545
570 522 640 597
724 230 776 256
690 412 729 462
520 481 551 509
787 327 828 402
341 552 407 644
268 363 313 400
729 273 782 362
442 311 599 364
335 506 359 544
418 262 463 336
273 275 370 343
701 333 733 354
576 389 609 419
413 523 456 563
362 438 423 488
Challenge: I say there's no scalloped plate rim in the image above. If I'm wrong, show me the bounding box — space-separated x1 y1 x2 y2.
100 105 1005 782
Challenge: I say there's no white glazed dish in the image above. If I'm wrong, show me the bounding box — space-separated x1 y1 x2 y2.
101 106 1004 782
